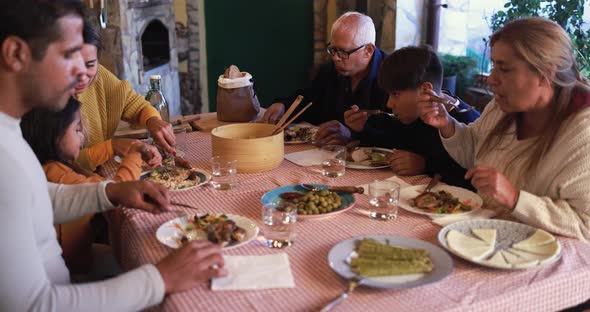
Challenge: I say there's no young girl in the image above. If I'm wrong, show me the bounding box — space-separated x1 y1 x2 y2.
20 97 162 273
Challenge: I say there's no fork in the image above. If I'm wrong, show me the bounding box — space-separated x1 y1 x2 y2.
429 94 475 113
360 109 396 118
319 277 360 312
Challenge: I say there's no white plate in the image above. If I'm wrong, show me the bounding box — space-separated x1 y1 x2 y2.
284 124 318 144
399 184 483 218
143 168 211 192
438 219 561 270
328 235 453 289
156 213 259 249
346 147 393 170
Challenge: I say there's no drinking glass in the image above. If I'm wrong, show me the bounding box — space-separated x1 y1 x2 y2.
210 156 238 190
368 180 400 220
261 202 296 248
320 145 346 178
173 127 187 157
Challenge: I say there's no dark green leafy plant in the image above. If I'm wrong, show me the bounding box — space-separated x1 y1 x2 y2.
440 54 478 97
490 0 589 77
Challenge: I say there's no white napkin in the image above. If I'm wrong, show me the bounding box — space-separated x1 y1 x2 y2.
285 148 329 166
356 175 411 191
431 208 497 227
211 253 295 291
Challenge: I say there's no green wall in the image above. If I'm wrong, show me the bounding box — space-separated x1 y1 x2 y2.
204 1 313 111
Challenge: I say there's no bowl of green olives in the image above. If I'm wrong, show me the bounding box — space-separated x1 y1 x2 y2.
261 184 356 220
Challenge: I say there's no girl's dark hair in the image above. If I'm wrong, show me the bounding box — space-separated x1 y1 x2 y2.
21 97 81 164
82 18 102 51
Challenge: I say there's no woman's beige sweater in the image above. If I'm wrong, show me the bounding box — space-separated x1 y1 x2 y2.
442 100 590 241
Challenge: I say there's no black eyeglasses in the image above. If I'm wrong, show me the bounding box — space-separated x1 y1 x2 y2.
326 43 368 60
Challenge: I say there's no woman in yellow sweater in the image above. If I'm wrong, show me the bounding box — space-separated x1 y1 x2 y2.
75 19 176 171
21 97 161 273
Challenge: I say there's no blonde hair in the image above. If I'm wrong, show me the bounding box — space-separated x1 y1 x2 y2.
331 12 376 46
479 17 590 175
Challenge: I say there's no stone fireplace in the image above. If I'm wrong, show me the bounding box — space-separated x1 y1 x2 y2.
99 0 181 116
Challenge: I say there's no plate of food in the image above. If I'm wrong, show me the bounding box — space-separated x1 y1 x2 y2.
328 235 453 289
346 147 392 169
438 219 561 270
284 124 318 144
144 157 211 191
399 184 482 218
260 184 355 220
156 213 259 249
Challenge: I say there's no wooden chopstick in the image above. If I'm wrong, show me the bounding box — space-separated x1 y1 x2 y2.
274 95 303 130
273 102 313 135
171 201 199 210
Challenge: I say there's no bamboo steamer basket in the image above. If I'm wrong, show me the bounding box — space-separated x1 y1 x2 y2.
211 123 284 173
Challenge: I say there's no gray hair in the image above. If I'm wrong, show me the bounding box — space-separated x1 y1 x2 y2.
331 12 376 46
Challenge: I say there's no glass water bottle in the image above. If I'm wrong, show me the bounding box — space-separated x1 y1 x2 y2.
145 74 170 122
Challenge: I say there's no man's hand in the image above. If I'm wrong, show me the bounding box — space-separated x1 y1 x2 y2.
146 117 176 154
344 105 368 132
314 120 352 146
112 138 141 157
156 240 227 294
465 166 520 209
389 149 426 176
261 103 285 124
105 180 169 213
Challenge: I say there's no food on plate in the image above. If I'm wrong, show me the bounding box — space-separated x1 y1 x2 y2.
350 239 433 277
512 239 560 255
177 214 246 247
284 126 317 143
498 250 538 269
512 229 555 248
174 156 193 169
347 148 391 166
481 251 511 269
145 161 204 190
410 190 473 214
471 229 497 245
446 229 495 261
281 189 342 215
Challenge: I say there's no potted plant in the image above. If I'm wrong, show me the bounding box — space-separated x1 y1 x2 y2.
490 0 589 77
440 54 478 97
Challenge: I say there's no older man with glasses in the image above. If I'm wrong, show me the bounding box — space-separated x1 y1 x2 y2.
262 12 389 145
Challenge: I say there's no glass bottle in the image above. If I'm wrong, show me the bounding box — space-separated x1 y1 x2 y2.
145 74 169 122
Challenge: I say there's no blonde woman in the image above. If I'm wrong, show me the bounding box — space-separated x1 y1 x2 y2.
419 17 590 241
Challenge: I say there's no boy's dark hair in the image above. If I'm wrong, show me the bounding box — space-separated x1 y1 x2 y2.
82 18 102 51
21 97 81 164
0 0 84 60
378 45 443 92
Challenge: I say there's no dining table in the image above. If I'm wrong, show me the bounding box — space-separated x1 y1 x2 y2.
103 129 590 312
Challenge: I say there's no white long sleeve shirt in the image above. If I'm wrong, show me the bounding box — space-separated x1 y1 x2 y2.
0 112 165 311
441 100 590 241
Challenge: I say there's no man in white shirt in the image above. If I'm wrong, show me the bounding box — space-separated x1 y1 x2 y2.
0 1 226 311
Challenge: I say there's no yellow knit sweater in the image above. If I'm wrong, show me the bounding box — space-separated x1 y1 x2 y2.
76 64 160 170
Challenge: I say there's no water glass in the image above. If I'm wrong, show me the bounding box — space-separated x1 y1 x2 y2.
368 180 400 220
210 156 238 190
320 145 346 178
173 127 187 157
261 202 296 248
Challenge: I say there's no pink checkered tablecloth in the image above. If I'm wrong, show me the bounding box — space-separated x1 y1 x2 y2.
105 131 590 312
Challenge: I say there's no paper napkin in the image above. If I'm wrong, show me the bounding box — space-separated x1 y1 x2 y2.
285 148 329 167
356 175 412 191
211 253 295 291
